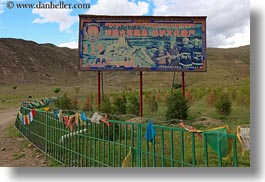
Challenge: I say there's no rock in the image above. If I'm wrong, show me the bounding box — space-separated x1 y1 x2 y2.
0 147 5 151
36 154 42 158
28 143 32 148
17 138 23 141
126 117 147 124
193 116 224 127
234 60 243 64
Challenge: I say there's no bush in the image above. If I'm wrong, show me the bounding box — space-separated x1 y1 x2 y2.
83 96 93 111
165 91 189 120
172 83 182 89
54 92 74 110
53 87 61 94
185 90 193 103
127 93 140 116
145 93 158 113
72 96 79 110
215 93 231 116
113 94 127 115
96 122 120 141
100 97 113 114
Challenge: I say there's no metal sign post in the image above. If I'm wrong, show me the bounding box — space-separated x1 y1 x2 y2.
97 71 101 108
182 72 185 98
139 71 143 117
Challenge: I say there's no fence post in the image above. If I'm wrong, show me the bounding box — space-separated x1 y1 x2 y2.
45 112 48 157
232 137 238 167
217 135 223 167
203 133 208 167
191 133 196 166
136 123 142 167
180 130 185 166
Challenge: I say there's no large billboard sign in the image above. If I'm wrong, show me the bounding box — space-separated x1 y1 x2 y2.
79 15 206 71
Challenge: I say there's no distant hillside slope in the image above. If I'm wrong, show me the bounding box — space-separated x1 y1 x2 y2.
0 38 250 88
0 38 78 84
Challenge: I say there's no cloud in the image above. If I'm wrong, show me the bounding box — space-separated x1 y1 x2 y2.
152 0 250 48
87 0 149 15
0 0 8 13
57 41 78 49
32 7 78 32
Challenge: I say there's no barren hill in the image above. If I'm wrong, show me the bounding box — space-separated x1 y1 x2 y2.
0 38 250 88
0 38 78 84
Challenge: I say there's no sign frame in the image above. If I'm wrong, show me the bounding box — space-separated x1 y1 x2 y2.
78 15 207 72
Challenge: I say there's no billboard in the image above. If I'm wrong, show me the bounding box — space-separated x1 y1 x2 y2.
79 15 206 72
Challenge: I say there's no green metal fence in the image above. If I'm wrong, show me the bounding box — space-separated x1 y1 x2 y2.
15 106 238 167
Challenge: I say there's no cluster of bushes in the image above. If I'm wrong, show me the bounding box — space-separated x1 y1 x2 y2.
100 92 140 116
53 79 250 120
52 90 189 120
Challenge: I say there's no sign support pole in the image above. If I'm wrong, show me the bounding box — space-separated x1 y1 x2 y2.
139 71 143 117
97 71 101 108
181 72 185 98
101 71 104 101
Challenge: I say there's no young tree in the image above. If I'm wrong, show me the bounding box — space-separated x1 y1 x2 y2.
165 91 189 120
215 93 231 116
113 94 127 115
127 93 140 116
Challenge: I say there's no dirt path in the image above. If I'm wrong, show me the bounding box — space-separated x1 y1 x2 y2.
0 108 50 167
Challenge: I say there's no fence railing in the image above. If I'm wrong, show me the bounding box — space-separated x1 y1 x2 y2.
15 106 238 167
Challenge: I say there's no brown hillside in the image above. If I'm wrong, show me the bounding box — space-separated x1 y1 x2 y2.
0 38 78 84
0 38 250 89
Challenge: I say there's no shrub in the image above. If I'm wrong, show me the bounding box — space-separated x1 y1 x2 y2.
96 122 120 141
83 96 93 111
165 91 189 120
127 93 140 116
72 96 79 110
100 97 113 114
172 83 182 89
54 92 74 110
113 94 127 115
185 90 193 103
215 93 231 116
53 87 61 94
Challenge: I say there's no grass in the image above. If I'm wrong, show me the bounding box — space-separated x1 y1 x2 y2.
0 44 250 167
13 153 26 160
2 74 250 167
48 159 63 167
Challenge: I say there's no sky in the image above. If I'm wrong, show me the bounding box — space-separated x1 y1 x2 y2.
0 0 250 48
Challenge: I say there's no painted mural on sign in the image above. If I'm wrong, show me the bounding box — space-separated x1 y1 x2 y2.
79 16 206 71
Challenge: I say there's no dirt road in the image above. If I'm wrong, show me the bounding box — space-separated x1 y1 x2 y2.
0 108 50 167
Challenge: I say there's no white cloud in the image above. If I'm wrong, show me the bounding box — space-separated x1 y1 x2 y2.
152 0 250 48
0 0 8 13
87 0 149 15
218 26 250 48
32 7 78 32
57 41 78 49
